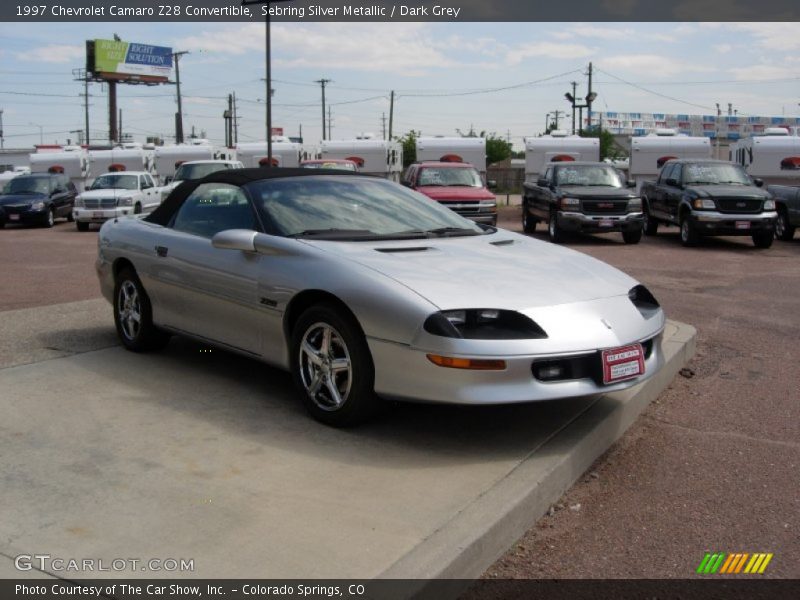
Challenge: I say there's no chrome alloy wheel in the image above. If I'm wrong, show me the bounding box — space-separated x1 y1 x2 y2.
117 280 142 341
298 322 353 411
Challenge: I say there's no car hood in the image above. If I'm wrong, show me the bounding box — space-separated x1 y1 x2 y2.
306 230 637 311
0 192 46 206
415 186 495 201
686 184 769 199
557 185 636 199
81 188 136 198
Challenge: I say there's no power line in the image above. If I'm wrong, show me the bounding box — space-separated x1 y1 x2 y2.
594 67 716 111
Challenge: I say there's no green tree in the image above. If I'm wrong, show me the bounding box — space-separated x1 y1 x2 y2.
580 128 618 160
397 130 420 168
485 135 512 165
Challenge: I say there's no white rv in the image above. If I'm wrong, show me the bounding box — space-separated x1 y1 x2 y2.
524 131 600 182
29 146 89 192
730 128 800 185
152 142 236 184
629 129 711 192
415 137 487 174
88 147 155 183
235 141 303 168
319 139 403 181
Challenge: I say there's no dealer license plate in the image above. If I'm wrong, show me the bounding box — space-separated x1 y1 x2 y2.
93 212 104 218
599 220 613 227
735 221 750 230
602 343 644 384
9 214 20 221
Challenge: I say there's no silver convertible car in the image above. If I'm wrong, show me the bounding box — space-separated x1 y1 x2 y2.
96 168 666 426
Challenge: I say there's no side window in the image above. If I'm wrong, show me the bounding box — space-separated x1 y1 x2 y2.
544 167 553 182
146 174 155 188
660 164 674 183
171 183 257 239
671 164 683 184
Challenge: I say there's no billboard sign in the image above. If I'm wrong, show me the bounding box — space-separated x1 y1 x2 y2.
91 39 173 80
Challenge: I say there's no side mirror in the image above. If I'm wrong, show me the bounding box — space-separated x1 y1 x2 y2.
401 180 412 187
753 178 764 188
537 177 549 187
164 176 173 184
211 229 257 252
627 179 636 188
665 177 679 187
487 179 498 190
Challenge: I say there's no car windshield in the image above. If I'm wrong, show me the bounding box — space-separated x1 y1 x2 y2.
248 175 486 240
2 176 50 195
683 163 752 185
90 174 138 190
417 166 483 187
175 163 234 181
555 165 624 187
302 161 357 171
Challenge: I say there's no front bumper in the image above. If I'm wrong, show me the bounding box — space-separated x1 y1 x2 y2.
368 329 664 405
557 211 644 233
688 210 776 236
1 206 48 224
436 201 497 225
74 206 136 223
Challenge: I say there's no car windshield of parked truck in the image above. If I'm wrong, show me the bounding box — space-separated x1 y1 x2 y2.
555 165 624 187
417 166 483 187
684 164 752 185
249 175 485 240
2 176 50 195
301 161 357 171
90 174 138 190
175 163 234 181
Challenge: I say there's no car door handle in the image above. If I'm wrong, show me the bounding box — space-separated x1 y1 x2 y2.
155 245 169 257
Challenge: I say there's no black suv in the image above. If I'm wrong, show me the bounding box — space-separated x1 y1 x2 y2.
0 173 77 228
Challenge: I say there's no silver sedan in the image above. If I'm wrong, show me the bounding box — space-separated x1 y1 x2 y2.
96 168 666 426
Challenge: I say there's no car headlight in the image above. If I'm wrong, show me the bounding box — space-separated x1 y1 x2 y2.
30 201 45 210
627 197 642 211
118 196 134 206
764 199 775 210
692 198 716 210
629 285 660 319
560 197 580 209
424 309 548 340
74 197 84 208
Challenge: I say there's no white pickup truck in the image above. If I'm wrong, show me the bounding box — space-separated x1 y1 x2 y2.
157 159 244 202
73 171 160 231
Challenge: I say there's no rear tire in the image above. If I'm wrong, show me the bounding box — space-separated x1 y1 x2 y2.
521 200 537 233
752 230 774 249
290 304 379 427
76 221 90 232
622 229 642 244
775 209 795 241
643 203 658 236
66 211 74 222
679 215 699 247
113 268 170 352
548 209 564 243
43 207 55 228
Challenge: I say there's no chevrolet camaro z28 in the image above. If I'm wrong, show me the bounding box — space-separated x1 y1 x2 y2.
96 168 666 426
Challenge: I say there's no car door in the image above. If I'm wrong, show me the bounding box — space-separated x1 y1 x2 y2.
152 182 264 355
139 174 157 211
665 163 683 220
49 176 68 217
650 164 672 218
531 167 553 218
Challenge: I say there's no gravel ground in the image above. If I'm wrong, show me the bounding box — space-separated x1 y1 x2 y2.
477 206 800 580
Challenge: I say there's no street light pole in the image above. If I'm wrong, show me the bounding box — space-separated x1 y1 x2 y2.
172 50 189 144
544 112 551 135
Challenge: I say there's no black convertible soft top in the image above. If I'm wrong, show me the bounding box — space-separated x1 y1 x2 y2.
146 167 368 226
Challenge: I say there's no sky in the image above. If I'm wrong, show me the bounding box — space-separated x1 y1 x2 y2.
1 21 799 151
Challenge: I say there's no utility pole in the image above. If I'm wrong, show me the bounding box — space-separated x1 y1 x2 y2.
569 81 577 134
118 109 122 142
551 110 563 130
108 81 117 143
381 112 387 139
315 78 332 140
73 68 91 145
232 91 238 145
0 109 4 149
327 105 333 140
586 62 594 131
225 94 233 147
173 50 189 144
388 90 395 140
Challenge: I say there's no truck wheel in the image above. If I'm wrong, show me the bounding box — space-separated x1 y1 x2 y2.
622 229 642 244
643 204 658 236
775 209 795 241
548 210 564 243
679 216 700 247
43 208 55 228
66 211 74 222
522 201 537 233
134 203 142 215
752 231 774 249
76 221 90 232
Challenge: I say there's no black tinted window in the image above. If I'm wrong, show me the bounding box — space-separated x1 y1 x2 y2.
172 183 257 238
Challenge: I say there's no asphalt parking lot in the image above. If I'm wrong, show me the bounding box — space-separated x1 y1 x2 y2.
0 212 797 582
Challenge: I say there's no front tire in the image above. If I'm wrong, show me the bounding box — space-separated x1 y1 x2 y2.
521 200 536 233
548 209 565 243
66 211 74 222
113 268 170 352
76 221 90 232
679 215 700 247
643 203 658 236
43 207 55 228
290 304 378 427
134 203 142 215
622 228 642 244
752 230 774 249
775 209 795 241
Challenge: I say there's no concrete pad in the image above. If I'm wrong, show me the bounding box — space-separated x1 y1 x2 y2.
0 300 694 582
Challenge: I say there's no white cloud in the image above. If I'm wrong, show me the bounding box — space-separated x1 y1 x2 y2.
714 43 733 54
728 64 800 81
723 23 800 52
15 44 83 64
598 54 715 77
506 41 596 66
